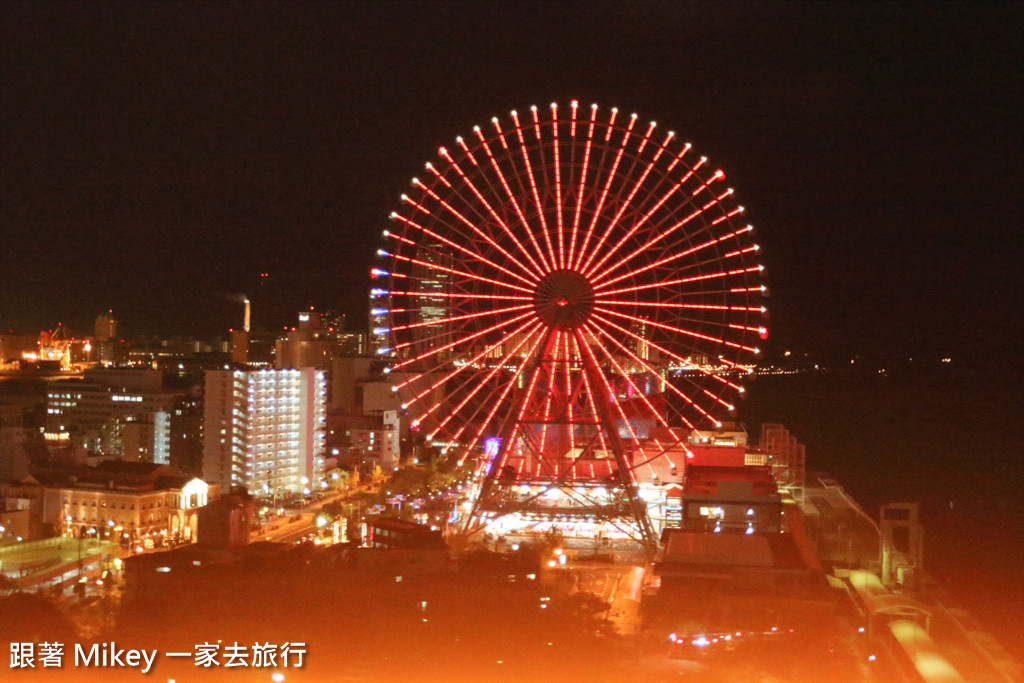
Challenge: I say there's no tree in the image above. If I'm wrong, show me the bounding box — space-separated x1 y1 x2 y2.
538 527 565 556
329 468 351 490
426 471 455 492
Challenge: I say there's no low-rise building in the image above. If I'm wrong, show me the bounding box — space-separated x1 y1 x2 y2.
370 518 445 550
26 461 220 549
327 410 400 471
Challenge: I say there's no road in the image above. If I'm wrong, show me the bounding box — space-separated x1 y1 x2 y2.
253 512 315 544
569 561 646 634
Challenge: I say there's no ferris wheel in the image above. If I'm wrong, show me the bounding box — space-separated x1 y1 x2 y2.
375 101 766 545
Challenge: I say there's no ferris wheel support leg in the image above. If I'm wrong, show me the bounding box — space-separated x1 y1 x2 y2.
573 330 659 553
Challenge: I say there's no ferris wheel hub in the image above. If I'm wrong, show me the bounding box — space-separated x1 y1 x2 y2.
533 269 595 330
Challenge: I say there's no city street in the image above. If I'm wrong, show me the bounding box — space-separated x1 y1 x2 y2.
567 561 646 634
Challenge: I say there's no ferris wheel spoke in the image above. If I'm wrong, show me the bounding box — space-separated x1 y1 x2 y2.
717 356 757 375
585 322 700 419
434 148 548 279
423 376 503 446
566 103 598 268
387 213 538 288
400 295 524 335
588 311 748 394
511 109 558 272
549 103 567 270
647 210 754 273
417 166 540 280
447 390 507 466
396 315 539 407
409 328 538 432
594 262 763 298
580 145 706 279
593 305 761 354
578 115 663 276
580 325 680 474
438 327 545 465
573 329 643 485
392 205 535 289
584 319 729 430
592 168 726 280
599 298 764 314
559 333 578 473
536 340 559 465
577 166 696 284
384 250 533 295
582 325 671 431
391 309 535 370
589 125 671 261
432 327 543 442
588 178 733 284
594 221 754 290
388 290 532 302
583 116 653 262
569 106 622 270
562 101 579 271
588 330 725 434
488 337 552 474
476 119 554 273
411 172 543 282
572 108 636 271
594 302 762 337
571 334 612 462
391 303 532 335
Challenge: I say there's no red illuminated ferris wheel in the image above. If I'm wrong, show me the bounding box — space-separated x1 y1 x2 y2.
376 102 766 546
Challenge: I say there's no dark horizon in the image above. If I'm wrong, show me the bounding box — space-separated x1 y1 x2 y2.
2 2 1021 362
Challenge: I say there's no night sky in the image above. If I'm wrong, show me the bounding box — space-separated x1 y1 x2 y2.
2 1 1020 361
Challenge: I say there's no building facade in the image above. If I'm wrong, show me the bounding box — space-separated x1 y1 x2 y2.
44 369 178 461
168 394 204 477
202 368 327 499
45 475 215 548
2 462 220 547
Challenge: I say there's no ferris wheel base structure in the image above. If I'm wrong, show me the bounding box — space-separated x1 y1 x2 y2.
462 486 658 551
377 101 767 554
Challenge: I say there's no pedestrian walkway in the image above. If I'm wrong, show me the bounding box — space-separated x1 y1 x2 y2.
801 474 880 572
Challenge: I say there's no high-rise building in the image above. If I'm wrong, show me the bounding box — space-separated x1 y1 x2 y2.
202 368 326 499
94 311 117 342
229 329 250 365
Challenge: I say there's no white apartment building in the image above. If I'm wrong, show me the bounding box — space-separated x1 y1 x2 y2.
203 368 327 499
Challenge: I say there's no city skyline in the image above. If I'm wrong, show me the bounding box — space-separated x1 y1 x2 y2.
2 2 1020 363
